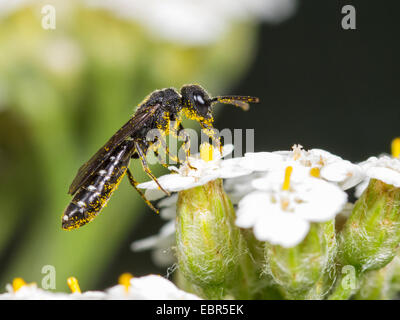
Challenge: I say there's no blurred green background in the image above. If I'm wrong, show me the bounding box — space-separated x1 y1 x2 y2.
0 0 275 292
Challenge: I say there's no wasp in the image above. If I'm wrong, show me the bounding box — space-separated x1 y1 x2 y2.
62 84 259 230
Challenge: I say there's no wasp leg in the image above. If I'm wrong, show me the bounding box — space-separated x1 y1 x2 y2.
166 119 186 166
201 123 222 154
153 136 182 167
151 138 169 169
135 141 171 196
154 151 169 169
160 137 182 166
178 125 197 170
126 168 159 214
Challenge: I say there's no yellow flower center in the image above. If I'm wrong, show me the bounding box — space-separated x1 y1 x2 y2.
391 138 400 158
310 167 320 178
67 276 81 294
118 273 133 293
12 278 26 292
200 142 213 162
282 166 293 191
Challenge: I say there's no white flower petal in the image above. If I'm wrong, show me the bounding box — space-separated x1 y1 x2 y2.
271 145 362 190
294 179 347 222
131 221 175 252
160 204 177 220
253 212 310 248
242 152 283 172
320 161 364 190
131 235 160 251
235 191 268 228
366 167 400 188
220 144 234 159
128 275 201 300
144 189 167 201
218 158 253 179
355 178 370 198
158 193 178 207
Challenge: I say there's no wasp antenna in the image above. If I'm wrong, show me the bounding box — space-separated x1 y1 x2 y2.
210 95 259 111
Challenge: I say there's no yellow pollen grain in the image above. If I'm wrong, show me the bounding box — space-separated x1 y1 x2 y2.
67 276 81 294
310 167 321 178
12 278 26 292
280 199 290 211
391 138 400 158
282 166 293 191
200 142 213 162
118 273 133 293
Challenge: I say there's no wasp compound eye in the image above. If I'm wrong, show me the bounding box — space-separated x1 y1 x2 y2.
193 94 206 106
192 92 211 117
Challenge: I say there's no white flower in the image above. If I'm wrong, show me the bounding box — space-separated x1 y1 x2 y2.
242 144 365 190
138 144 252 200
355 138 400 197
354 178 370 198
0 283 68 300
0 275 200 300
131 219 176 267
235 166 347 248
106 275 201 300
223 172 265 204
357 155 400 191
0 281 105 300
136 144 355 253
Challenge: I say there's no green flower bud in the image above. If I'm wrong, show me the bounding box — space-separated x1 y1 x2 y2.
175 178 243 299
354 255 400 300
339 179 400 272
264 220 337 299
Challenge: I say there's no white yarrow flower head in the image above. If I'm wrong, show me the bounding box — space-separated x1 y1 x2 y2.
0 277 106 300
355 138 400 197
339 139 400 273
0 280 68 300
236 165 347 248
138 144 252 200
242 144 365 190
0 274 200 300
106 274 201 300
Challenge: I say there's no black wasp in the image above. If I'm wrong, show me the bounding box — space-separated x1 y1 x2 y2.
62 84 259 230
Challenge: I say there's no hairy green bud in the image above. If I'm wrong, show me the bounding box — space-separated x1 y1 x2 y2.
264 220 337 299
354 255 400 300
339 179 400 272
175 179 243 299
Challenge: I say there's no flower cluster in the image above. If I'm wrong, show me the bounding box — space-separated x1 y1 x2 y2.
0 274 201 300
4 139 400 300
134 144 362 250
132 139 400 300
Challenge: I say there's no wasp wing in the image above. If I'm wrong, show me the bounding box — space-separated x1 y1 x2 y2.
68 104 160 195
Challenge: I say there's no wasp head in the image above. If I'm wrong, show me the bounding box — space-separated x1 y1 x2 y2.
180 84 213 123
180 84 260 125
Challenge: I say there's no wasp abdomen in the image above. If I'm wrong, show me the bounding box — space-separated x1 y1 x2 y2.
62 141 134 230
